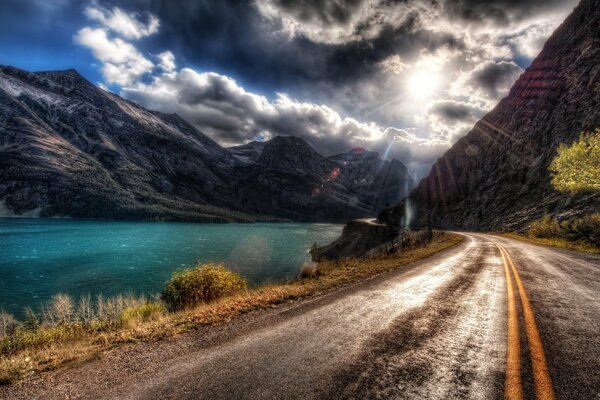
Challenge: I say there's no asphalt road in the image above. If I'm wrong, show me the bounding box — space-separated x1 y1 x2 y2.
2 233 599 399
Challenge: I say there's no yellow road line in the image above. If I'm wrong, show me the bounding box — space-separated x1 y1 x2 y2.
499 244 523 400
499 243 556 400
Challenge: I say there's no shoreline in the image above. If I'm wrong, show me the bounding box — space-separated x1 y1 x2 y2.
0 232 464 385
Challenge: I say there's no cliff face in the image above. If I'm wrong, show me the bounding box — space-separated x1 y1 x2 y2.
382 0 600 231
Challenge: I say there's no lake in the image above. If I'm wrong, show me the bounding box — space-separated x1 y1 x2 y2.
0 218 342 317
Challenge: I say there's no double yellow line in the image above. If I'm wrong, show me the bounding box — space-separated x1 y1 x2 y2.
495 242 555 400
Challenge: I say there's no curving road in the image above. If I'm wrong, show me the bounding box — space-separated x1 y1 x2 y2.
2 233 599 399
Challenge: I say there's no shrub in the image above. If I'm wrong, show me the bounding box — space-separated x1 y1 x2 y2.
528 215 562 238
299 263 317 279
162 263 248 310
95 294 146 327
561 213 600 247
43 293 74 326
76 294 95 326
22 307 39 331
549 129 600 192
119 302 165 326
0 312 19 338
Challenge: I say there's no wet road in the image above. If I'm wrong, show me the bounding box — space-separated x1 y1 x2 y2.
2 233 599 399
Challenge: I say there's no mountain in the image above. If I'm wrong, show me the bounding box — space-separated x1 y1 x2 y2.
329 148 414 210
229 140 266 164
0 66 252 221
380 0 600 231
234 136 414 221
0 66 414 222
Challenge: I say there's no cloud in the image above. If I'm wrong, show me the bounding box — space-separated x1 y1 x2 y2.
254 0 440 45
157 50 176 72
71 1 576 176
469 61 523 99
420 99 486 143
254 0 373 44
122 67 385 147
426 100 485 123
74 27 154 85
83 3 159 39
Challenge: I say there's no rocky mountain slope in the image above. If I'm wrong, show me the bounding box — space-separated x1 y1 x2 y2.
0 66 413 222
380 0 600 231
330 148 413 211
233 136 414 221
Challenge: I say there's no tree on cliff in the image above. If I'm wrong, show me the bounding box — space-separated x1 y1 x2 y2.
549 129 600 193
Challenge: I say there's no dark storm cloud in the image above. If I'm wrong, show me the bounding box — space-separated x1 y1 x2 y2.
427 100 483 122
470 61 522 98
443 0 577 25
266 0 367 26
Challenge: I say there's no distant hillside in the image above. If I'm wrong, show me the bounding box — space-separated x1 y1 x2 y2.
0 66 414 222
233 137 414 221
380 0 600 231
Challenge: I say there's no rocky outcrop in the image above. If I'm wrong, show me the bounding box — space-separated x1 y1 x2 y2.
310 218 395 260
381 0 600 231
0 66 414 222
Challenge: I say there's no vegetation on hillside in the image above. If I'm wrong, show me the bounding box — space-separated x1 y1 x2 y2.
0 232 464 384
549 129 600 192
507 214 600 254
511 130 600 253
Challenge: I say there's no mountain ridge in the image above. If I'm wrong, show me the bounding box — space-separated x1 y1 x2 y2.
0 66 414 222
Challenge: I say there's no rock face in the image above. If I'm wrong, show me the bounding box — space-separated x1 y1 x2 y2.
381 0 600 231
310 218 395 260
0 66 414 222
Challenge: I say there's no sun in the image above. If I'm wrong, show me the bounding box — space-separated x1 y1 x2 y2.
407 70 440 99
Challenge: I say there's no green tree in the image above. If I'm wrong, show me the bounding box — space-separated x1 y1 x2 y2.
549 129 600 192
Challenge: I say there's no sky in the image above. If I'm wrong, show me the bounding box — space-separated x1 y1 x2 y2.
0 0 579 177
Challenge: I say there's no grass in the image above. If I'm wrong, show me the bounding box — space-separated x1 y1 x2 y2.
0 232 464 385
502 213 600 255
501 232 600 254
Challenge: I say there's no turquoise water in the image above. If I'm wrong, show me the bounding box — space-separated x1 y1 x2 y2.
0 218 342 317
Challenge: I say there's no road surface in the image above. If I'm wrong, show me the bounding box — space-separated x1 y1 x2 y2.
1 233 599 399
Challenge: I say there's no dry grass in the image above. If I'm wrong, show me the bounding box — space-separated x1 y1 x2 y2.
0 232 464 385
501 232 600 254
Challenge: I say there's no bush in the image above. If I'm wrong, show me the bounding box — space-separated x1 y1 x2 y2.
161 263 248 310
528 215 562 238
299 263 317 279
561 213 600 247
0 312 19 338
94 294 147 328
550 129 600 192
528 213 600 248
43 293 74 326
119 303 165 326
